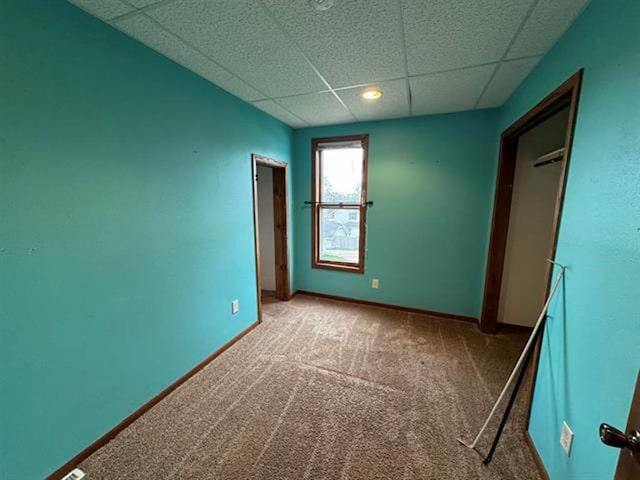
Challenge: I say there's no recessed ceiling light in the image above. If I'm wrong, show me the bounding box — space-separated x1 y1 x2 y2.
309 0 334 11
362 88 383 100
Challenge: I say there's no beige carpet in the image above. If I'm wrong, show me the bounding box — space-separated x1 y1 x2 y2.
81 294 541 480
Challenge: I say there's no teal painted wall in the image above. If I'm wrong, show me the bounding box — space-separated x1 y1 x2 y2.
0 2 292 478
292 110 500 318
498 0 640 478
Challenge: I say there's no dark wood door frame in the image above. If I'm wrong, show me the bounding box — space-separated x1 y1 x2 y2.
479 70 583 447
480 69 583 334
252 154 291 319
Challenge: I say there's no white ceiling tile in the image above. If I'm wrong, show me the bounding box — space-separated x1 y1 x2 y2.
276 92 354 127
507 0 590 59
261 0 405 88
402 0 533 75
69 0 134 20
478 57 540 108
337 79 409 122
252 100 308 128
116 15 265 102
409 65 496 115
146 0 327 98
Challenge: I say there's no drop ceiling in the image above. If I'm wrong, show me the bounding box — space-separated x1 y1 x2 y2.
68 0 589 128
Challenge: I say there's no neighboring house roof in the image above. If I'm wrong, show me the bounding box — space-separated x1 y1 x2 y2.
322 221 360 238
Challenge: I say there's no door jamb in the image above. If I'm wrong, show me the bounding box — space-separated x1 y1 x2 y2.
480 69 583 333
252 154 291 322
478 69 583 427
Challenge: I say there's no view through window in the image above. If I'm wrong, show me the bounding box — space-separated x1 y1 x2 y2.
312 135 368 273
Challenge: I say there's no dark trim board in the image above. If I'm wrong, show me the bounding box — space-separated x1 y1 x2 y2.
46 320 261 480
525 431 550 480
480 69 583 334
295 290 478 324
498 322 535 334
310 134 369 274
252 154 291 310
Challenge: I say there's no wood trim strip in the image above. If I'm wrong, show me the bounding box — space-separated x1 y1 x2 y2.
46 320 261 480
251 155 263 323
525 431 550 480
295 290 478 324
253 154 291 304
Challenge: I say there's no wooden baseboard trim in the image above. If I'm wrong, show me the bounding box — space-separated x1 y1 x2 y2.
525 431 550 480
498 322 534 334
46 319 261 480
294 290 478 324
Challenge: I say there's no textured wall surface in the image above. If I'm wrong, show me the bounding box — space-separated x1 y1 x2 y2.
0 1 292 478
498 0 640 478
292 110 500 319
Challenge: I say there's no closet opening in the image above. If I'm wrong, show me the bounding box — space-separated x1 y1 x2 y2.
251 154 290 321
479 69 583 425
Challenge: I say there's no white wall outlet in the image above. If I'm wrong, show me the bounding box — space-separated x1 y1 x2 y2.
560 421 574 456
372 278 380 289
62 469 86 480
231 299 239 315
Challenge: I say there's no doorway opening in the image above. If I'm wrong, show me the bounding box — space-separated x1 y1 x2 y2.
252 154 290 320
479 70 583 429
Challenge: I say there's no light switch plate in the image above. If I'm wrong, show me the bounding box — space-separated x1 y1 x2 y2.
372 279 380 289
231 299 239 315
560 421 574 456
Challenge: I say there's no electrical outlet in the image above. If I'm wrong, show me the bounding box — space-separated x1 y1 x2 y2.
372 278 379 289
231 299 239 315
62 469 86 480
560 421 574 456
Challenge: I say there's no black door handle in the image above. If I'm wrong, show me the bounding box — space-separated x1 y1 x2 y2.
600 423 640 462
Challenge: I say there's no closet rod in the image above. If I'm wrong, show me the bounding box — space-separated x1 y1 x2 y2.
534 147 565 168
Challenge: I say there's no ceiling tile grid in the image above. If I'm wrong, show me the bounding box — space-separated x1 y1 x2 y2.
261 0 406 88
70 0 134 20
506 0 590 59
477 57 541 108
276 92 355 127
409 65 496 116
116 14 266 102
336 79 410 122
402 0 533 75
145 0 327 98
252 100 309 128
67 0 591 127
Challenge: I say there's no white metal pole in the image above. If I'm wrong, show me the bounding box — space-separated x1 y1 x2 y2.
458 262 566 449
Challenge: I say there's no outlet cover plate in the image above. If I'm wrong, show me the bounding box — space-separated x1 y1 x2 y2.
560 421 574 456
372 279 379 289
62 469 86 480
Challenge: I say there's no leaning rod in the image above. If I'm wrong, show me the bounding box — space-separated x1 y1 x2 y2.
482 322 541 464
457 261 566 451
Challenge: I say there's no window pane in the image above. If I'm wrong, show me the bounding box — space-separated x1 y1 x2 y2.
320 147 363 203
319 207 360 264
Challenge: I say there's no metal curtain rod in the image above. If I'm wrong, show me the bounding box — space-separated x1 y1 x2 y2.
303 201 374 207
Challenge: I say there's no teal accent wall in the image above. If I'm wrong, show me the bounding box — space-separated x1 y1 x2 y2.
499 0 640 478
292 110 500 318
0 2 292 478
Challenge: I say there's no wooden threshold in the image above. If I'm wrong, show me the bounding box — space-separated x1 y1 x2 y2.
46 319 261 480
294 290 478 324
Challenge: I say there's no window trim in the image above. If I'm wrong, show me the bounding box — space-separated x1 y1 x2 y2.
311 134 369 274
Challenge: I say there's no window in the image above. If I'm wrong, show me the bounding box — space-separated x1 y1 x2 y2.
311 134 368 273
